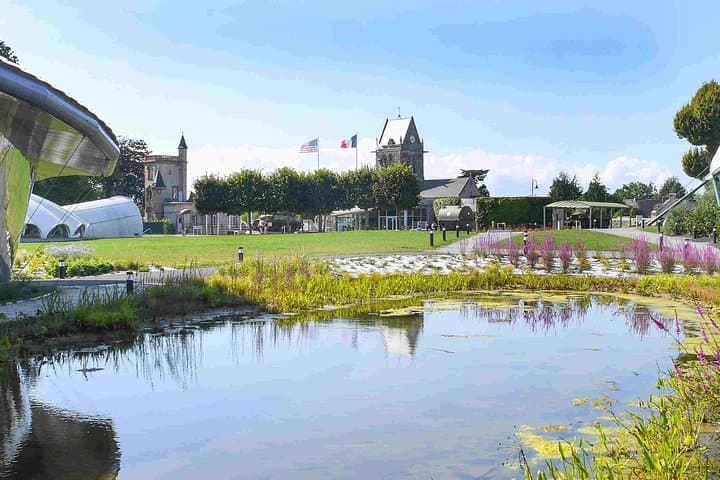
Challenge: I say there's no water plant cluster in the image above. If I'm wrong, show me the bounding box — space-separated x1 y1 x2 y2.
464 234 720 276
14 246 117 278
524 306 720 480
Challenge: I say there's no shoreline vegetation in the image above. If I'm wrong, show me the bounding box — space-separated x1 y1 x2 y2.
2 257 720 478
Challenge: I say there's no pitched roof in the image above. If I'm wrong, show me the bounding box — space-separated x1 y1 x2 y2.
379 117 412 146
420 177 479 199
545 200 629 209
178 134 188 149
152 169 166 188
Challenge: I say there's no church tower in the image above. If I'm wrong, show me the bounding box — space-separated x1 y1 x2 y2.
374 116 425 183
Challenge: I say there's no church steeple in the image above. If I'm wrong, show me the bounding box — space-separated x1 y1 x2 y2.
178 133 188 150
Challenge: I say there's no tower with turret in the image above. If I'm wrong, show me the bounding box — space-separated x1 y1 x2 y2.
143 134 189 221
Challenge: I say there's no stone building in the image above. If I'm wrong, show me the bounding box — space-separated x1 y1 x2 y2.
365 116 481 229
374 116 425 183
143 134 244 234
144 134 191 223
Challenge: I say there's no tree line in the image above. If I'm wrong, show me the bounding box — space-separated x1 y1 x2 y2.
192 163 420 232
547 172 687 203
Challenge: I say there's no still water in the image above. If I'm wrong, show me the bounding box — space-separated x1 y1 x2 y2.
0 293 685 479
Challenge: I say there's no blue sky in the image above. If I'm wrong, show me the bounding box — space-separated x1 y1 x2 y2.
3 0 719 195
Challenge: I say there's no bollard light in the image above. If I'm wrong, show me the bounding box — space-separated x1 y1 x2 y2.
466 223 470 235
429 230 434 247
126 271 134 295
442 226 447 241
455 224 460 238
238 246 244 262
58 259 66 279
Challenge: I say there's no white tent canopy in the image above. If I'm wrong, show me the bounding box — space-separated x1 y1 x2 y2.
63 196 143 238
24 195 143 239
25 194 86 239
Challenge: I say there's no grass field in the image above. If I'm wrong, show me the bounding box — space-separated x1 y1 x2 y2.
18 230 463 267
511 229 652 251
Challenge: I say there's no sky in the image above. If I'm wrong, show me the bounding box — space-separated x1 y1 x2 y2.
3 0 719 196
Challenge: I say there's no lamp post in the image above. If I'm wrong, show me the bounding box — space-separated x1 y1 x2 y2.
126 271 134 295
531 178 539 197
237 246 244 262
58 259 66 279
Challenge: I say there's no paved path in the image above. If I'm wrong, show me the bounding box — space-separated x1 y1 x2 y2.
0 267 218 322
603 227 717 249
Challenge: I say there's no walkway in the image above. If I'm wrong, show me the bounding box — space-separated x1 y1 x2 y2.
604 227 717 249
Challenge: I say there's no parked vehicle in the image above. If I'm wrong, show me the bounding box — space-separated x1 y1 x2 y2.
251 213 302 233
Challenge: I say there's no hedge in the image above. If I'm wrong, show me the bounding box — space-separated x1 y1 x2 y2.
476 196 549 228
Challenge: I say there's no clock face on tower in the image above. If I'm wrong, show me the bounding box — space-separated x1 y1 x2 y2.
409 135 416 144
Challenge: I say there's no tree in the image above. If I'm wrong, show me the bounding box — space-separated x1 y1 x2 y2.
32 175 101 205
459 169 490 197
658 176 687 198
581 173 611 202
193 174 228 215
548 171 583 202
613 181 657 200
0 40 19 64
300 169 341 232
374 163 421 213
227 169 266 234
266 167 301 214
674 80 720 179
98 137 148 208
339 166 377 229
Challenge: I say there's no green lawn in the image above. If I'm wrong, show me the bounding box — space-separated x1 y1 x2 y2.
18 230 464 267
511 229 653 251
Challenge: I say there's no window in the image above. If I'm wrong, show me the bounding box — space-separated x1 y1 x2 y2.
147 166 154 180
172 186 178 201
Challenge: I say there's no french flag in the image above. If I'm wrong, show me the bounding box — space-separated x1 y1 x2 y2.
340 134 357 148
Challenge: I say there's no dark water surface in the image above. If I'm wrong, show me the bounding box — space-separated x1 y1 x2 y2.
0 293 685 479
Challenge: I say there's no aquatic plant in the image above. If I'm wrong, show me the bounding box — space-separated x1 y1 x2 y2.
628 236 652 275
557 242 572 273
681 244 700 274
539 237 555 272
657 244 680 274
507 246 521 267
575 241 589 272
525 237 540 269
698 245 720 275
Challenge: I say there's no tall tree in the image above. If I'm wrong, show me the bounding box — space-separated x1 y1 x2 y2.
227 169 266 235
339 166 377 229
193 174 228 215
613 181 657 200
32 176 101 205
459 169 490 197
658 176 687 198
266 167 301 214
581 173 611 202
548 171 583 202
0 40 19 64
98 137 148 208
374 163 421 213
674 80 720 179
303 169 341 232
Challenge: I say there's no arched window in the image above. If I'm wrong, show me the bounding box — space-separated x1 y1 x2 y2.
23 224 40 238
48 224 70 239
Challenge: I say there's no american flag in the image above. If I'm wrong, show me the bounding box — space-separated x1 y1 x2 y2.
299 138 318 153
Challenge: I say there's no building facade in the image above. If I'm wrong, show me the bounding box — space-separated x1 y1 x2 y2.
374 116 425 183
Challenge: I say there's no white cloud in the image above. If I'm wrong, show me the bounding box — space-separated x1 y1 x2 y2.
188 141 680 196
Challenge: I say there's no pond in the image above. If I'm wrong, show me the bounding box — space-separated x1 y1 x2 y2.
0 293 689 479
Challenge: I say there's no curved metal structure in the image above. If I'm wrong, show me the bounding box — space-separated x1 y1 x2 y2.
0 59 118 280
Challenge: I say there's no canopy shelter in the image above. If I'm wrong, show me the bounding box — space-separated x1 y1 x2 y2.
543 200 630 230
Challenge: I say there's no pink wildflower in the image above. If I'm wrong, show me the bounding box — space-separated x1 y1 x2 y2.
697 346 707 364
651 316 667 332
673 363 683 379
702 328 709 343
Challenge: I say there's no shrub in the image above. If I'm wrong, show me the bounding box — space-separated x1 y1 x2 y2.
507 247 521 267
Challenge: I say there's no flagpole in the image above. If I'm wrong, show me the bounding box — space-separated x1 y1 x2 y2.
317 137 320 170
355 132 358 171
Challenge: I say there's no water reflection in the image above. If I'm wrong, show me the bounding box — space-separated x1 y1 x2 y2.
0 363 120 479
0 294 682 479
